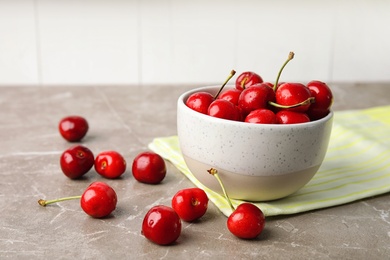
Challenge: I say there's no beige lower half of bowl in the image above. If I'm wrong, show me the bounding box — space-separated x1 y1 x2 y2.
183 155 320 201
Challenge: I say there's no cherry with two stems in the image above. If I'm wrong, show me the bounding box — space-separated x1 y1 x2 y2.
38 181 117 218
207 168 265 239
172 187 209 222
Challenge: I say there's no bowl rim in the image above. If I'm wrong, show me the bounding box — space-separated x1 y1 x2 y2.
178 85 333 129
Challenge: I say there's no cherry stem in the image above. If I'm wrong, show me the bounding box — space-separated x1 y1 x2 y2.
38 195 82 207
213 70 236 99
273 51 294 92
240 77 248 90
269 96 315 109
207 168 235 211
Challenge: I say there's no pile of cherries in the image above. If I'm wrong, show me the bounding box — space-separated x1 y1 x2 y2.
38 114 266 245
186 52 333 124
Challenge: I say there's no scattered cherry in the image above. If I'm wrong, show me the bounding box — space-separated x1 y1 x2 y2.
59 115 89 142
227 202 265 239
172 188 209 222
94 150 127 179
80 181 118 218
276 110 310 124
142 205 182 245
60 145 94 179
208 168 265 239
307 80 333 120
235 71 263 90
38 181 117 219
132 151 166 184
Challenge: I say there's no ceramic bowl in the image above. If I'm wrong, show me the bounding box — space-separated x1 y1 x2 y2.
177 85 333 201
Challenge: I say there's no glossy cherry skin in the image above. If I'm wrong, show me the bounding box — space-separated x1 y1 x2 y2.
276 110 310 124
238 83 276 116
172 188 209 222
245 108 277 124
132 151 166 184
218 88 242 105
208 99 241 121
227 203 265 239
80 181 117 218
142 205 182 245
275 83 312 112
307 80 333 120
59 115 89 142
185 92 214 115
60 145 94 179
94 150 127 179
235 71 263 90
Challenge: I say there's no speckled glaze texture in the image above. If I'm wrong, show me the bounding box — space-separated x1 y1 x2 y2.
177 86 333 200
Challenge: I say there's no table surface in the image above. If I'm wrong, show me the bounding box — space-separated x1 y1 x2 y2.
1 83 389 259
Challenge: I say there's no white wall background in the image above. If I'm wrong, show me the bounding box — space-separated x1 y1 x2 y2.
1 0 390 86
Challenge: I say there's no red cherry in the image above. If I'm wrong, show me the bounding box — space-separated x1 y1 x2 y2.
185 92 214 115
186 70 236 115
238 83 276 116
208 168 266 240
59 115 89 142
227 203 265 239
245 108 277 124
132 151 166 184
275 83 313 112
60 145 94 179
276 110 310 124
172 188 209 222
235 71 263 90
142 205 182 245
80 182 117 218
38 181 117 219
208 99 241 121
307 80 333 120
218 88 242 105
94 150 127 179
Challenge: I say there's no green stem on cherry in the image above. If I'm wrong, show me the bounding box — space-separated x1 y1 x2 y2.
207 168 235 211
38 195 82 207
213 70 236 100
269 96 315 109
273 51 294 92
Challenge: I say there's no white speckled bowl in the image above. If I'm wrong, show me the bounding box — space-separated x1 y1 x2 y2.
177 86 333 201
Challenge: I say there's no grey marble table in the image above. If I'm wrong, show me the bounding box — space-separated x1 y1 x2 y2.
1 83 389 259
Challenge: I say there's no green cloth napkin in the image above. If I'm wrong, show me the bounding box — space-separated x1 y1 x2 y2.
148 105 390 217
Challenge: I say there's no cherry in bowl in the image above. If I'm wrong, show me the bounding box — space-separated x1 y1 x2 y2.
177 85 333 201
